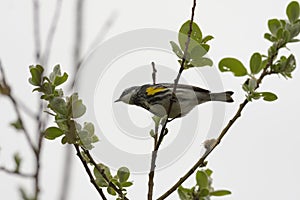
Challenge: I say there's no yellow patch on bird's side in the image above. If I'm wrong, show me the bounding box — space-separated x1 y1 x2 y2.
146 87 166 96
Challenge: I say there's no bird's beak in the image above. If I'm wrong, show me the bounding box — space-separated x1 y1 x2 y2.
114 98 121 103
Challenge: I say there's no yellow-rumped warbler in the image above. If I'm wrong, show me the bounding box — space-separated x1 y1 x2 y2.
115 83 233 119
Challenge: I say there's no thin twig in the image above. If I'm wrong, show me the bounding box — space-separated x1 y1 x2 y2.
0 166 34 178
147 0 197 199
71 0 84 88
42 0 63 65
73 145 107 200
59 146 72 200
32 0 41 62
0 60 37 154
84 149 130 200
157 45 281 200
15 97 38 119
70 11 118 89
151 62 157 85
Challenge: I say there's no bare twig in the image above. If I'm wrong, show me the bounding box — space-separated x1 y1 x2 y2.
59 146 72 200
74 145 107 200
32 0 42 62
42 0 63 65
84 149 130 200
147 0 197 199
15 97 38 119
72 0 84 85
0 166 34 178
151 62 157 85
70 9 118 89
157 46 280 200
88 11 118 51
0 60 37 154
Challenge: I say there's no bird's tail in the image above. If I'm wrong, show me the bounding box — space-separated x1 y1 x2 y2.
210 91 234 102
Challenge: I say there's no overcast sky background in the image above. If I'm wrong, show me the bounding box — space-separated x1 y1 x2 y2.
1 0 300 200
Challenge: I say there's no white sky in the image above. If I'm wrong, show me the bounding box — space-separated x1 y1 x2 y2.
0 0 300 200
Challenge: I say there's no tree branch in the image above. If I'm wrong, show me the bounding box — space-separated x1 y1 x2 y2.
32 0 42 62
0 166 34 178
42 0 63 65
0 60 37 154
73 145 107 200
84 149 130 200
157 45 281 200
147 0 197 199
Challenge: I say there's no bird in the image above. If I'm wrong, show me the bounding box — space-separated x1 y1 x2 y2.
115 83 234 119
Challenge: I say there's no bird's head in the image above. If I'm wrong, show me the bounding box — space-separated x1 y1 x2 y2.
114 86 139 104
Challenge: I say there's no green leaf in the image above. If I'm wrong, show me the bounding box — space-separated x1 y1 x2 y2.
202 35 214 43
178 186 192 200
264 33 277 42
44 127 64 140
94 164 112 187
94 164 112 180
210 190 232 196
68 93 87 118
179 20 202 54
189 57 213 68
219 58 247 76
107 186 117 196
14 153 22 173
196 171 208 188
204 168 213 177
170 41 184 58
49 65 61 82
78 130 92 149
83 122 94 135
260 92 278 101
117 167 130 183
190 44 207 59
199 188 209 197
152 115 161 127
49 97 68 115
268 19 281 36
149 129 155 138
10 119 23 130
287 1 300 23
250 52 262 74
28 65 44 86
53 72 68 86
72 100 86 118
121 181 133 187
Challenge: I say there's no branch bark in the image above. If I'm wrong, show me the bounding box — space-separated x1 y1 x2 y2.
147 0 197 199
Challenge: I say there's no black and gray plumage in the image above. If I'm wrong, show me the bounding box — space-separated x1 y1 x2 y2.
115 83 234 119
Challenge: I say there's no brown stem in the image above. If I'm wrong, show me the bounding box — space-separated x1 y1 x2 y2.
157 46 280 200
0 166 34 178
74 145 107 200
84 149 130 200
147 0 197 199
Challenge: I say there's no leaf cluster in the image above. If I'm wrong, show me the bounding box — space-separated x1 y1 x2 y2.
29 65 98 150
93 164 133 199
218 1 299 102
170 20 214 69
178 168 231 200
